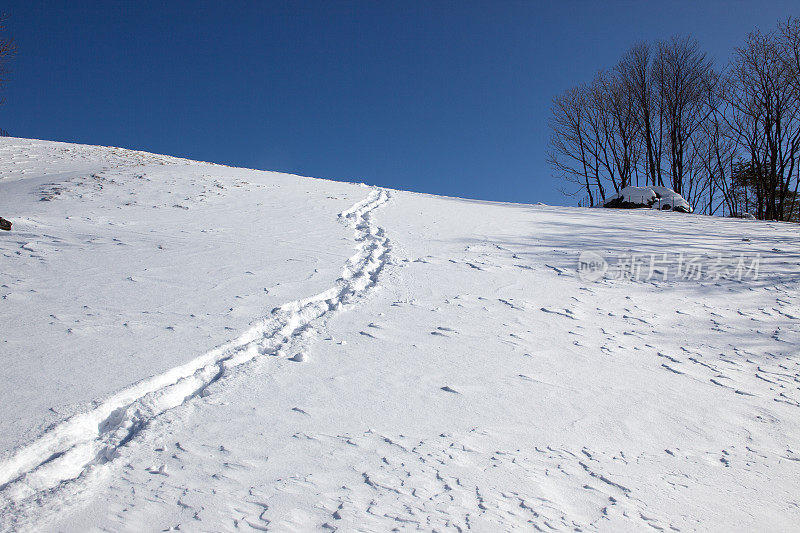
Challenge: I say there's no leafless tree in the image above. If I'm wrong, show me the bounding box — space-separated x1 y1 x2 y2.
695 74 738 216
548 69 644 206
779 17 800 95
549 19 800 220
548 84 599 205
582 74 623 195
778 16 800 219
617 43 664 188
598 71 641 190
652 36 715 199
724 25 800 220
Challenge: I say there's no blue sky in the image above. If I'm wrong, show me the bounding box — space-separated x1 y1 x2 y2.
1 1 798 204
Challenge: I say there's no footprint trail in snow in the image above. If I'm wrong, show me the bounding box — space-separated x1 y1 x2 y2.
0 187 390 510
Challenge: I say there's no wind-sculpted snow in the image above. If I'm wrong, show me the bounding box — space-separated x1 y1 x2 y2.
0 186 390 521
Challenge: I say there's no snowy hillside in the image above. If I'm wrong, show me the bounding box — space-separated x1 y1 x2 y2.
1 138 799 532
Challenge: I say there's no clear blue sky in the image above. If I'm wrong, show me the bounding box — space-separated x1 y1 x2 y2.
1 1 798 204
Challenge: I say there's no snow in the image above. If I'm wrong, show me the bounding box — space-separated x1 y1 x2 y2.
602 185 692 212
1 138 800 531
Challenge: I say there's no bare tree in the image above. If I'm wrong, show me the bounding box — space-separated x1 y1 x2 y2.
549 69 645 206
583 74 623 195
779 17 800 94
778 16 800 219
652 36 715 199
548 85 599 205
695 74 739 216
549 20 800 220
598 71 641 189
724 25 800 220
617 43 663 187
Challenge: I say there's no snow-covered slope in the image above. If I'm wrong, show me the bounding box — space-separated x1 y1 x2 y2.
1 138 799 532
